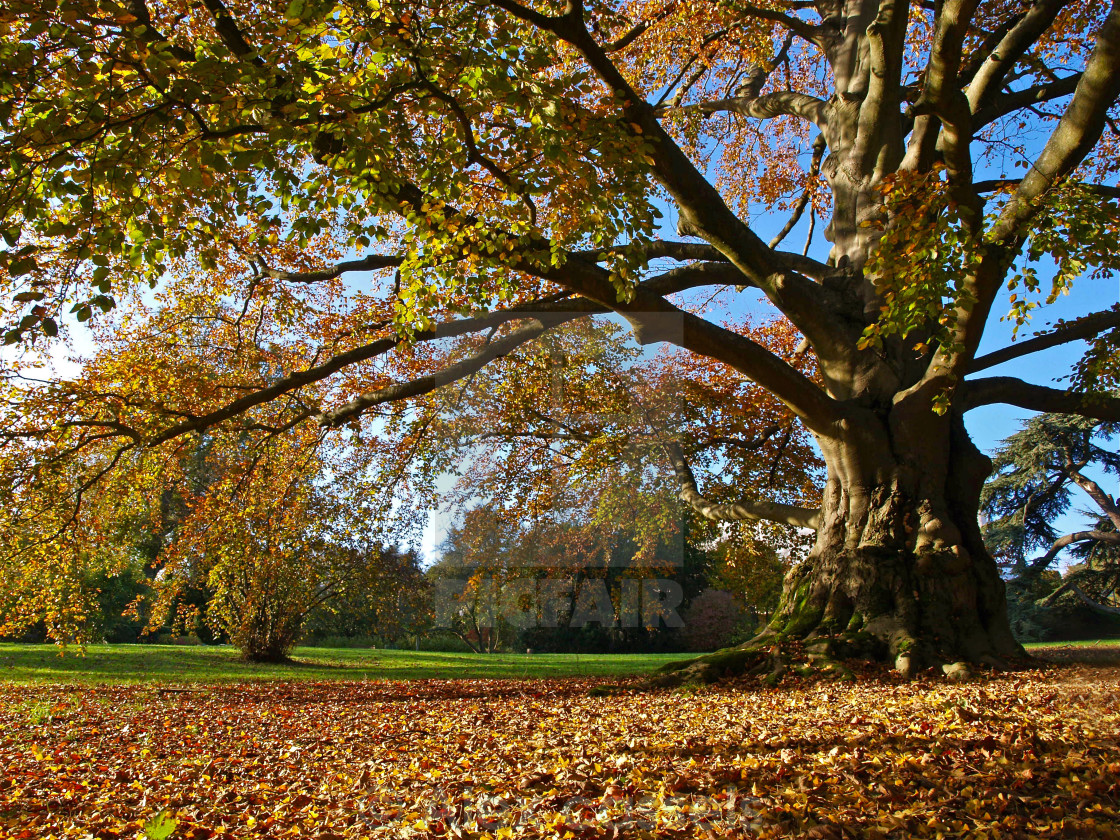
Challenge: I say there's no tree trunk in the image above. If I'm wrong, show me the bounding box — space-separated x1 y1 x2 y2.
763 401 1023 675
657 405 1024 685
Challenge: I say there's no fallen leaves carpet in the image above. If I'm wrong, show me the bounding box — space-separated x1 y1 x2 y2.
1 665 1118 839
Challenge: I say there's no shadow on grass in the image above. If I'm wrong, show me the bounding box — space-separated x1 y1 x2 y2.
0 643 681 684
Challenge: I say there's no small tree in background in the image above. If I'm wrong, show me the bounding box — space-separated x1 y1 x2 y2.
153 430 394 662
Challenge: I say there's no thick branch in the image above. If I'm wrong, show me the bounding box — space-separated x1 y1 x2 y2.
126 0 195 60
679 91 829 128
1061 581 1120 615
1018 530 1119 580
258 254 404 283
200 0 263 63
665 440 820 529
934 4 1120 381
1066 470 1120 530
961 377 1120 420
965 0 1074 113
970 307 1120 372
990 3 1120 243
902 0 981 176
973 179 1120 200
973 74 1082 127
604 4 676 52
731 2 827 47
149 298 603 444
148 255 750 443
379 174 842 428
314 316 576 428
484 0 849 369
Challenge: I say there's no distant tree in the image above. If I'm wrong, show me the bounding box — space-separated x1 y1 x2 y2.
151 431 399 662
706 527 799 623
982 414 1120 629
680 589 752 652
305 544 430 645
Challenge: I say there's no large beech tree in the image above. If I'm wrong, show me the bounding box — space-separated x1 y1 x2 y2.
2 0 1120 674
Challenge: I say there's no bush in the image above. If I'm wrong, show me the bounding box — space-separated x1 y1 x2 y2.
417 633 474 652
305 635 381 649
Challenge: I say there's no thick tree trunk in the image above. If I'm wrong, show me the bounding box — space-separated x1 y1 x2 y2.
656 403 1024 685
765 403 1022 675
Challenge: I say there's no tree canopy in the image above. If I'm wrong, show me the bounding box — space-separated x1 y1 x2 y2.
2 0 1120 670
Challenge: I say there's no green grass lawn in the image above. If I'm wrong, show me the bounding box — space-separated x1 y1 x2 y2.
5 639 1116 685
1023 638 1120 649
0 643 686 684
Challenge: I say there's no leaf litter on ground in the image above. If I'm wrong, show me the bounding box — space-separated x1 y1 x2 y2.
0 662 1118 839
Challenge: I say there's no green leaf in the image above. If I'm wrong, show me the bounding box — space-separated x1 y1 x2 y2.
142 811 178 840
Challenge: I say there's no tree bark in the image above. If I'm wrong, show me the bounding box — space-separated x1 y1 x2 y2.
761 404 1023 675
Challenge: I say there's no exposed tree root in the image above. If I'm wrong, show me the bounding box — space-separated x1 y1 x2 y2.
649 636 861 688
647 632 1026 688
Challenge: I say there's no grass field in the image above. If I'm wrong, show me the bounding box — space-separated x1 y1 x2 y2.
1023 638 1120 648
0 642 686 684
2 639 1117 685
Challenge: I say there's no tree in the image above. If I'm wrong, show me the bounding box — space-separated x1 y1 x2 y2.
2 0 1120 676
155 432 402 662
982 413 1120 633
304 544 430 646
680 589 752 652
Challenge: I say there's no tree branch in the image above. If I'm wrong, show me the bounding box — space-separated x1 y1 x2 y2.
970 307 1120 372
126 0 195 60
704 424 783 451
990 4 1120 244
604 4 677 52
314 315 577 428
200 0 263 63
769 134 826 248
973 74 1082 127
902 0 981 177
973 179 1120 200
729 2 827 48
961 377 1120 420
675 91 829 128
483 0 850 370
965 0 1075 114
1066 469 1120 530
664 439 820 529
149 297 603 444
935 4 1120 381
1042 575 1120 613
257 254 404 283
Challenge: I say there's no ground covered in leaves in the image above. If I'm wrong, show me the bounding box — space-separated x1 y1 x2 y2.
1 664 1118 839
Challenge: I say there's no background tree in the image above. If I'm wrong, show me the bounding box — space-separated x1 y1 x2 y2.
156 433 401 662
303 544 430 647
2 0 1120 677
982 413 1120 639
679 589 753 652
